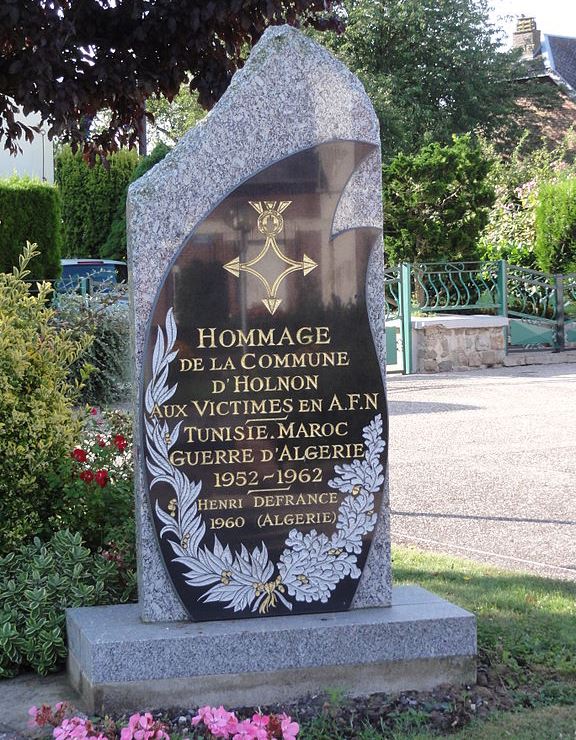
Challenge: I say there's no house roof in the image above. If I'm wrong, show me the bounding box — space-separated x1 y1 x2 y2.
543 35 576 93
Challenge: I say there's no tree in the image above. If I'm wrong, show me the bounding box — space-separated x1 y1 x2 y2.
321 0 550 158
535 178 576 274
0 176 61 279
0 1 340 157
382 134 495 264
55 147 138 257
146 87 206 147
478 132 576 268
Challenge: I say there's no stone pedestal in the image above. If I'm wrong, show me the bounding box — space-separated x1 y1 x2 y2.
67 586 476 713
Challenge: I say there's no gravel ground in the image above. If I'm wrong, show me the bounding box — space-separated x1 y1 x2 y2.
387 362 576 580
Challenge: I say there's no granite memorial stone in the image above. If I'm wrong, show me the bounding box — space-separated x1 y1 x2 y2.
130 24 392 623
67 25 476 712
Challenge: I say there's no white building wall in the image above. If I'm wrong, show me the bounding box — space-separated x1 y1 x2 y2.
0 109 54 183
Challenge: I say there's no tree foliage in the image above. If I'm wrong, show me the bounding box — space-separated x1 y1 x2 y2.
55 147 138 257
478 132 576 268
321 0 547 158
382 134 495 264
146 87 206 147
0 244 88 554
0 1 340 157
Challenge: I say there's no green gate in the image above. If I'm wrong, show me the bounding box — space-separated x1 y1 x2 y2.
383 264 412 373
564 273 576 346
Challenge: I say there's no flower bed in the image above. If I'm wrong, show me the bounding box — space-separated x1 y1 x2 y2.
29 703 299 740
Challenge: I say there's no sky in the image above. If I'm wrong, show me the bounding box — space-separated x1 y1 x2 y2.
490 0 576 44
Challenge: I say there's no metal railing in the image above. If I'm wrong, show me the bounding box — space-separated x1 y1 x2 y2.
385 260 576 372
412 261 503 313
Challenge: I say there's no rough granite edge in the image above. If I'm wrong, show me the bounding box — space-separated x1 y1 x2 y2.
127 24 388 622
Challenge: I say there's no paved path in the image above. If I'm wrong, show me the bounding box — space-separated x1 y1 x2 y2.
0 672 80 739
388 363 576 580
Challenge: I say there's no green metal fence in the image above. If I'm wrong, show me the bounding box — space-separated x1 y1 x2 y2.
412 261 502 313
385 260 576 373
383 264 412 373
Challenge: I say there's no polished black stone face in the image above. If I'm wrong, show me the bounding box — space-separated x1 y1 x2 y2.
142 141 388 621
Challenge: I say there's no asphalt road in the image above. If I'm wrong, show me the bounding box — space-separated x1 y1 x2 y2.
387 363 576 580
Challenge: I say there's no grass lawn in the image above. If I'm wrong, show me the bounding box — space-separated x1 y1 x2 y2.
299 545 576 739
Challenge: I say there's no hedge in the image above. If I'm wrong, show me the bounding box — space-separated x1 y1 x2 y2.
535 177 576 274
0 176 61 279
55 147 138 258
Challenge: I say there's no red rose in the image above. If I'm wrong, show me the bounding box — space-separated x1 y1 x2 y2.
72 448 87 463
113 434 127 451
96 435 106 448
94 469 109 488
90 407 98 416
80 469 94 484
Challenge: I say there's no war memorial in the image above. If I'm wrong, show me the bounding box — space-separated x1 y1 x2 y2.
67 26 476 712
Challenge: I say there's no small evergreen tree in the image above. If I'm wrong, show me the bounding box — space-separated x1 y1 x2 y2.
382 135 495 264
55 147 138 257
0 176 61 279
0 244 89 553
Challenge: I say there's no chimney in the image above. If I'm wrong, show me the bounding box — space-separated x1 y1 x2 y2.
512 16 541 60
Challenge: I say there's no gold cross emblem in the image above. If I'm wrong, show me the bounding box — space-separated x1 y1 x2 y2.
223 201 317 314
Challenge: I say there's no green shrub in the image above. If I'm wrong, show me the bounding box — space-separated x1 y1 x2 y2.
0 530 135 677
535 178 576 273
478 132 576 269
50 409 135 553
53 288 130 405
382 134 495 264
0 176 62 279
56 147 138 258
0 244 89 554
101 142 171 259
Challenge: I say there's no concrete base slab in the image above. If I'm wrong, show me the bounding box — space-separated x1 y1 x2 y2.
67 586 476 714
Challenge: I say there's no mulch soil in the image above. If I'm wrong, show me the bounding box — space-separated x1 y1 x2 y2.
150 659 526 737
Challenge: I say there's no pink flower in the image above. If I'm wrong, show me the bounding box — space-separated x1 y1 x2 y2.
28 706 39 728
279 714 299 740
209 707 238 738
192 706 238 739
251 714 269 729
121 713 169 740
53 716 105 740
191 707 297 740
231 719 267 740
28 704 58 728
